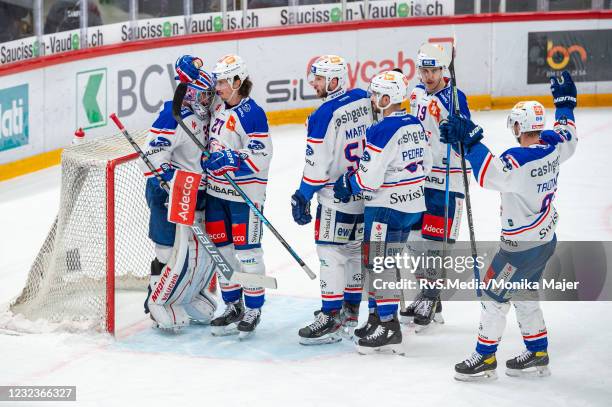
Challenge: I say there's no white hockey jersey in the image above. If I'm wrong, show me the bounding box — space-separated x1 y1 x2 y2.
354 111 432 213
206 97 272 204
298 88 373 214
465 108 577 250
141 101 208 188
410 81 472 193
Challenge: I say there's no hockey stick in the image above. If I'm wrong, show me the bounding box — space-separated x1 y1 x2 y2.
109 113 278 290
172 82 316 280
447 43 482 297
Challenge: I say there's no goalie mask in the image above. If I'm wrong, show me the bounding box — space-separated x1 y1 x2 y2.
308 55 348 94
183 69 215 118
212 54 249 90
507 101 546 138
368 70 409 112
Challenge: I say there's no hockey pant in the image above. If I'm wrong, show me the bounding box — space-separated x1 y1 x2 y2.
363 206 422 319
476 236 557 355
315 204 364 313
205 195 265 309
406 188 464 298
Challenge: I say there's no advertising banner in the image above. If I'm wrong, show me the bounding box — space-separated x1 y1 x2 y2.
0 83 28 152
527 29 612 84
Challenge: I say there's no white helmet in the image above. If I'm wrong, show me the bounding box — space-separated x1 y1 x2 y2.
506 101 546 137
212 54 248 89
308 55 348 93
369 70 409 111
416 43 451 69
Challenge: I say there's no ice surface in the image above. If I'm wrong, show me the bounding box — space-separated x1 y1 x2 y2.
0 108 611 406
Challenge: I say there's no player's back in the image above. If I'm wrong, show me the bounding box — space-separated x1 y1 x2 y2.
301 88 373 213
357 112 430 213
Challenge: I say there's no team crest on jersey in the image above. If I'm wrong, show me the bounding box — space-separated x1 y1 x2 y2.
226 115 236 131
149 136 171 147
428 100 441 123
361 150 371 162
306 145 314 156
247 140 266 150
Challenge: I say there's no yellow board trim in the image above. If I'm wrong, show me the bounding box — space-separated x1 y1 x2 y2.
1 92 611 182
0 148 63 182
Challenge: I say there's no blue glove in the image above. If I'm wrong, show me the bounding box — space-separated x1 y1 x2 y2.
539 129 562 146
439 116 484 151
201 150 242 177
550 70 577 109
159 162 175 183
175 55 203 83
291 190 312 225
333 171 358 203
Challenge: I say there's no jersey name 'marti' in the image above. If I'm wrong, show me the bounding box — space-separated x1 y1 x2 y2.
298 88 373 214
206 96 272 204
410 81 472 193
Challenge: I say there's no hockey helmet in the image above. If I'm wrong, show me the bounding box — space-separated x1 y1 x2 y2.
416 43 451 69
507 101 546 137
308 55 348 93
212 54 249 89
369 70 409 110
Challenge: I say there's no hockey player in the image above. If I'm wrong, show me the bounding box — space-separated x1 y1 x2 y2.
445 71 577 381
291 55 373 345
199 54 272 339
334 70 431 354
403 43 471 330
142 55 217 330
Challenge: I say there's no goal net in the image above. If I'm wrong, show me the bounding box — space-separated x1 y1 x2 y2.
9 131 154 334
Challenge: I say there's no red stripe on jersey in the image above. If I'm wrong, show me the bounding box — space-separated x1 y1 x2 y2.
303 175 329 184
307 138 324 144
367 144 382 153
150 129 175 135
479 153 493 187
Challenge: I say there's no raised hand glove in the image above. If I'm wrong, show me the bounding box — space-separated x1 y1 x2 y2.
291 190 312 225
175 55 204 83
201 150 242 176
439 115 483 150
551 70 577 109
333 171 357 203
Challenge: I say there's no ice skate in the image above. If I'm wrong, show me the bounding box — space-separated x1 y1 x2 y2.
211 300 244 336
399 291 423 324
413 296 444 332
356 317 404 356
506 350 551 378
454 352 498 382
299 310 342 345
237 308 261 340
353 311 380 340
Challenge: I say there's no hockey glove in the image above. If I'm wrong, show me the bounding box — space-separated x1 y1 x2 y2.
540 129 571 146
333 170 359 203
175 55 204 83
551 70 577 109
440 116 484 153
201 149 242 177
291 190 312 225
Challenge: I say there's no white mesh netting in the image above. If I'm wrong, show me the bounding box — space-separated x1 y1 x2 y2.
8 131 154 333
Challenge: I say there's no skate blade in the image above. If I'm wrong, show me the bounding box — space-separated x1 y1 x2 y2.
399 315 414 325
356 343 405 356
338 326 355 341
211 323 239 337
454 370 498 382
238 330 255 340
414 313 444 333
506 366 551 378
190 318 212 326
299 333 342 346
